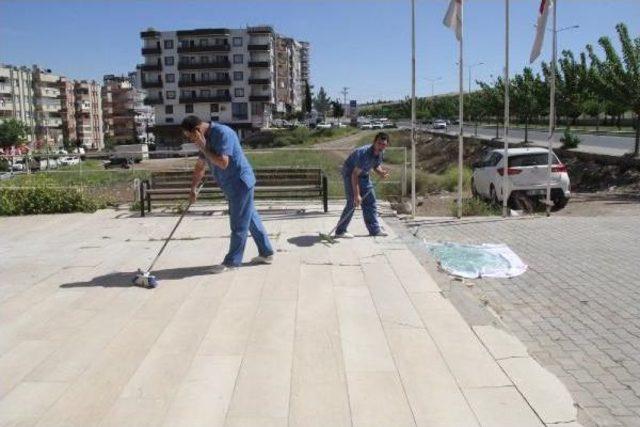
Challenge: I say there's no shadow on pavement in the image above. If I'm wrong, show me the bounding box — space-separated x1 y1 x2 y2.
60 263 255 288
287 235 324 247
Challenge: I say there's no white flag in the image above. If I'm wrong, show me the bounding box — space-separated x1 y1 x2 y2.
529 0 552 63
443 0 462 41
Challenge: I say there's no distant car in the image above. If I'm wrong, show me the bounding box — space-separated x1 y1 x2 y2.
0 172 12 180
371 121 384 129
383 121 397 129
59 156 80 166
471 147 571 210
432 119 448 130
359 122 373 130
10 161 25 172
316 122 332 129
332 122 347 128
104 157 133 169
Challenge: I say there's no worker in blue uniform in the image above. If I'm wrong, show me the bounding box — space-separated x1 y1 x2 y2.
335 132 390 238
182 115 273 273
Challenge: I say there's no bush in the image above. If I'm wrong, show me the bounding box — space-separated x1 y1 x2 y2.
449 197 500 217
0 187 99 215
560 129 581 149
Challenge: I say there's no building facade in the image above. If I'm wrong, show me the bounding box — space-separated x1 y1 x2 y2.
0 64 36 142
58 77 77 144
74 80 103 150
32 66 63 146
139 26 309 145
102 75 154 145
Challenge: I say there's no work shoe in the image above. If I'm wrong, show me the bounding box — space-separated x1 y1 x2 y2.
211 264 236 274
335 232 354 239
251 255 274 265
371 230 389 237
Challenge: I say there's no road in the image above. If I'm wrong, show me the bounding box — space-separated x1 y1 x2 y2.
397 120 638 157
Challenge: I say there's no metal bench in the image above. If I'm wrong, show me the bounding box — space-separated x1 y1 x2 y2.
139 167 328 216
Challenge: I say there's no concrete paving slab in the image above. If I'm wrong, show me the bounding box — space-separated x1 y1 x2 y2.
473 324 530 360
0 206 577 426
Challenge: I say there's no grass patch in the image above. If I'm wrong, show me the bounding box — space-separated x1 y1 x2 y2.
449 197 501 217
244 127 358 149
0 187 101 215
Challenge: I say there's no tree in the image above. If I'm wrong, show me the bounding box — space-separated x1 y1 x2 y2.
313 86 331 116
331 101 345 118
303 80 313 114
477 78 504 138
0 119 30 149
587 23 640 156
511 68 545 142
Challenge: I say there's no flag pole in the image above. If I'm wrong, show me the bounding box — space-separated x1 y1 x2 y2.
411 0 416 218
502 0 510 217
456 1 464 219
546 0 557 216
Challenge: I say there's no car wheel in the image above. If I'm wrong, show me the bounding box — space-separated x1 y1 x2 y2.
551 195 568 211
489 185 499 205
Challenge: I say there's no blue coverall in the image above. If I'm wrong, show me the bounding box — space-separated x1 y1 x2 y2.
200 123 273 267
335 144 384 236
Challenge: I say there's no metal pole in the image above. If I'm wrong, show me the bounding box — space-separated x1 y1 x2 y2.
457 1 464 219
546 0 557 216
411 0 416 218
402 147 407 197
502 0 510 217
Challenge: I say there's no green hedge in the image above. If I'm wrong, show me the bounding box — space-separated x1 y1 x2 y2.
0 187 99 215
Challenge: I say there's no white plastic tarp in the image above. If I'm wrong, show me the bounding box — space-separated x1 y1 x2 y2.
426 241 527 279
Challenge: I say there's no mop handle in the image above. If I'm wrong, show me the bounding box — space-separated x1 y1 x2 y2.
327 187 374 237
146 180 205 273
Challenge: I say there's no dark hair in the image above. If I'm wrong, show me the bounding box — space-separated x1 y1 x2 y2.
374 132 389 143
181 115 203 132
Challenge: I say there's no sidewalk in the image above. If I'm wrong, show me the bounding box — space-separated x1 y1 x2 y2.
0 204 581 426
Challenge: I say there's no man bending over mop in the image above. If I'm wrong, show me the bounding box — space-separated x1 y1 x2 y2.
182 115 274 273
334 132 390 238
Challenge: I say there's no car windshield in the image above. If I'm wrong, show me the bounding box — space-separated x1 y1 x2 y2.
508 153 560 166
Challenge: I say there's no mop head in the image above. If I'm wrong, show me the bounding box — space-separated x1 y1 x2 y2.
132 269 158 288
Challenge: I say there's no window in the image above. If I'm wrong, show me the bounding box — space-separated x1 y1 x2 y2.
211 115 220 122
233 71 243 81
216 89 227 96
166 90 176 99
199 38 208 46
201 72 211 80
165 105 173 114
232 102 248 120
164 40 174 49
210 104 219 113
201 56 209 63
164 56 174 66
165 73 175 83
233 37 243 47
185 104 194 113
200 89 211 97
233 54 243 64
234 88 245 97
165 117 174 123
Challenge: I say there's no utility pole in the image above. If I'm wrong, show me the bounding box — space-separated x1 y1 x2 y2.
340 87 349 117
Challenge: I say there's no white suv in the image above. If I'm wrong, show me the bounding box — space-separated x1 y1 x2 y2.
471 147 571 210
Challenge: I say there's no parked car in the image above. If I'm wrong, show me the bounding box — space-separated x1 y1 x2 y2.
432 119 448 130
10 160 25 172
359 122 373 130
104 156 133 169
316 122 332 129
471 147 571 210
59 156 80 166
332 122 347 128
383 121 397 129
0 172 13 180
371 121 384 129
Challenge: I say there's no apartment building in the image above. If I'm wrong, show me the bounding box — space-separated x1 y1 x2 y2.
275 37 305 114
139 26 309 144
74 80 103 150
0 64 36 142
102 75 154 145
59 77 77 144
300 41 310 83
32 66 63 146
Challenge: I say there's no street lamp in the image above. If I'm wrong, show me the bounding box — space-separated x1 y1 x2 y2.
423 77 442 98
467 61 484 94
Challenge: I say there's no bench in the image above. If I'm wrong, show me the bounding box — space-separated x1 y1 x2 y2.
139 167 328 216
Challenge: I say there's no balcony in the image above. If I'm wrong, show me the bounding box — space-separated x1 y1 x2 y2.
247 26 274 34
249 95 271 102
248 44 270 51
177 60 231 70
177 28 230 36
248 78 271 85
179 94 231 103
141 47 161 55
141 80 163 89
140 30 160 38
248 61 270 68
144 96 164 105
140 63 162 72
177 45 230 53
178 77 231 87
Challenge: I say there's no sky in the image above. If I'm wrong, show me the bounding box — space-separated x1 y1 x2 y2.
1 0 638 103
